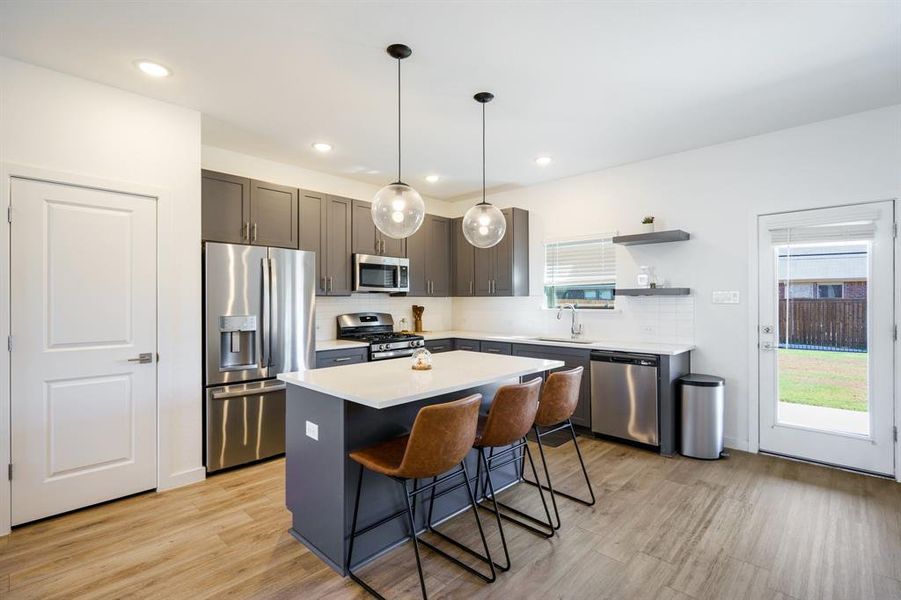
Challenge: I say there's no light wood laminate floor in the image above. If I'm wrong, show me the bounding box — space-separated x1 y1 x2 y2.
2 437 900 599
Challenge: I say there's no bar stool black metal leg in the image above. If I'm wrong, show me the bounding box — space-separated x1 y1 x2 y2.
522 420 597 530
478 440 555 539
418 464 497 581
347 464 386 600
478 448 512 571
568 420 596 507
532 427 562 530
400 478 429 600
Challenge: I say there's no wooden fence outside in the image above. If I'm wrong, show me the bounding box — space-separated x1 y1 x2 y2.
778 299 867 351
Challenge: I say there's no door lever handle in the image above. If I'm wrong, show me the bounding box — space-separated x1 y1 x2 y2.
127 353 153 364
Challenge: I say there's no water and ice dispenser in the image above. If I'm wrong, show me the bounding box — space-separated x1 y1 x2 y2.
218 315 258 371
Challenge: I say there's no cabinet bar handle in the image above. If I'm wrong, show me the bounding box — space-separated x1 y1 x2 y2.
242 222 249 240
320 276 326 292
470 280 473 295
486 348 502 353
333 357 352 363
251 222 258 242
327 276 333 293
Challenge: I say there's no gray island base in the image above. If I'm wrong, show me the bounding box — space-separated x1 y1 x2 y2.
278 351 564 575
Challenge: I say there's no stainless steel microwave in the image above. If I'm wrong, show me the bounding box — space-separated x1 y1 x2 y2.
353 254 410 293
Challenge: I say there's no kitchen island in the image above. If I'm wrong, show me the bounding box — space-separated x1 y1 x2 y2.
278 350 564 575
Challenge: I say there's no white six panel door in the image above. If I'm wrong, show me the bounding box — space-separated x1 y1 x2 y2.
10 178 157 525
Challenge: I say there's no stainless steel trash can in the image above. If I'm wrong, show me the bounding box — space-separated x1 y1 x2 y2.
679 374 725 459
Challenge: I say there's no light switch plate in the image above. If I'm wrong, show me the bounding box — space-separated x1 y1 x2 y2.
712 291 740 304
305 420 319 441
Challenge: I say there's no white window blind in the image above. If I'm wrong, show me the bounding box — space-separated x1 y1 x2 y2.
544 236 616 286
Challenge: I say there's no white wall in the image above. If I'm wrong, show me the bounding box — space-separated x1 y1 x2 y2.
0 57 204 532
448 105 901 450
202 146 457 218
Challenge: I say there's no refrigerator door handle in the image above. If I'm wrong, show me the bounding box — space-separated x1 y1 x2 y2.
261 257 271 369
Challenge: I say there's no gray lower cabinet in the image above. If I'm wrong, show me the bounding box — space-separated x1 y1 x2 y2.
454 339 481 352
316 347 368 368
480 341 512 355
512 343 592 428
406 214 450 297
352 200 406 258
473 207 529 297
202 170 251 244
424 339 454 353
249 179 298 248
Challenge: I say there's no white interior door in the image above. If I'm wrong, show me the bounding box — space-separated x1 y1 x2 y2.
758 201 895 476
10 178 158 525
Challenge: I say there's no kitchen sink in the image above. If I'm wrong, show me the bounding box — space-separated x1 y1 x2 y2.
531 336 595 345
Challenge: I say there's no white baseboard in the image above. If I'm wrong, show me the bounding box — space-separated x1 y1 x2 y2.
157 466 205 492
724 437 751 452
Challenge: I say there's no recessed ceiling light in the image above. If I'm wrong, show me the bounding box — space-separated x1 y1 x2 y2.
312 142 333 153
366 170 380 175
425 174 440 183
535 156 552 167
135 60 170 78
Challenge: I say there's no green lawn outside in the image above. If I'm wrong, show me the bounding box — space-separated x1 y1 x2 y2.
778 349 868 412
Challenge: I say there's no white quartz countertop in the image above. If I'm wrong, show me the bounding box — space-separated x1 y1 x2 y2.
278 350 564 409
418 330 694 356
315 339 369 351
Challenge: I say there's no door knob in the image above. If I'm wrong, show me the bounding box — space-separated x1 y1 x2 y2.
127 353 153 364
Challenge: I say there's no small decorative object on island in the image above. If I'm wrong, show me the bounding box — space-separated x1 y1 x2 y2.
641 216 655 233
411 347 432 370
412 304 425 332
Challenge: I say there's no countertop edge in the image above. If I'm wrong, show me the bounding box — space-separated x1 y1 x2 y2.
278 357 565 409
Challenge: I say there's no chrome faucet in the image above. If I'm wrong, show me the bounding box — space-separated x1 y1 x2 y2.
557 304 583 339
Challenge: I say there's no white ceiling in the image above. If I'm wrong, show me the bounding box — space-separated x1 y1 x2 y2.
1 1 899 201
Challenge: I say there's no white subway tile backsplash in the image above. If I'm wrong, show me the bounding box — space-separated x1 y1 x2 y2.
314 293 694 345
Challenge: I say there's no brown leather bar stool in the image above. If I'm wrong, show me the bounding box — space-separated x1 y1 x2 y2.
346 394 495 600
429 377 553 572
524 366 596 530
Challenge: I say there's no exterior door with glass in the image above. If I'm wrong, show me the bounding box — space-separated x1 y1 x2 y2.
758 201 895 476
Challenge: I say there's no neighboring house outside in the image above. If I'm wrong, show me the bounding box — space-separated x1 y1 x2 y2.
777 244 868 300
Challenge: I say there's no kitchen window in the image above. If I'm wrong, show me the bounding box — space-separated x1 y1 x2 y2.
544 235 616 309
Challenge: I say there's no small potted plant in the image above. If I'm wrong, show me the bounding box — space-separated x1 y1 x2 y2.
641 216 655 233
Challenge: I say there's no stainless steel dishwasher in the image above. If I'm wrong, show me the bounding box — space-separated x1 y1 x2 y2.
590 351 659 446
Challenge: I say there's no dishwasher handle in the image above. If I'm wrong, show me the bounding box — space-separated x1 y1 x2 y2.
590 350 658 366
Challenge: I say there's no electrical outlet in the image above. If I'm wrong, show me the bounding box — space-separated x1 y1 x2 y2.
305 420 319 441
712 291 740 304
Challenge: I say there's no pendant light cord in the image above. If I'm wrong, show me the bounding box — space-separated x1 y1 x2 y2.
481 101 487 205
397 58 402 183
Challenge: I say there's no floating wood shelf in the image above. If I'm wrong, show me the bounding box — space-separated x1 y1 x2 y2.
615 288 691 296
613 230 690 245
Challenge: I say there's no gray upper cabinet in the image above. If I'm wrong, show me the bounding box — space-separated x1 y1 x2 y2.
473 207 529 297
352 200 406 258
299 190 325 293
407 215 451 296
202 170 251 244
406 214 450 297
249 180 298 248
201 170 298 248
323 195 353 296
451 217 474 296
429 216 451 296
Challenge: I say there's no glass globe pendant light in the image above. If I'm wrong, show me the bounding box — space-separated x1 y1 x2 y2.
371 43 425 239
462 92 506 248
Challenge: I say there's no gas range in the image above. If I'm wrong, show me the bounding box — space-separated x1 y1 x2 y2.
336 313 425 361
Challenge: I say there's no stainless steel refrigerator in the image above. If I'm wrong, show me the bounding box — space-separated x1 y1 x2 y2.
203 242 316 472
